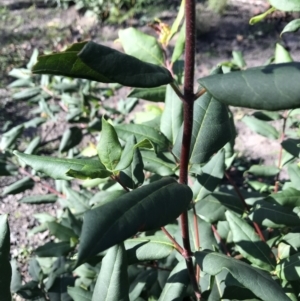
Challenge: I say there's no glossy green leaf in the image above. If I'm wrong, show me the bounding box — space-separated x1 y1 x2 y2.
19 194 57 204
12 87 41 100
92 244 129 301
34 241 73 257
281 138 300 157
281 232 300 250
10 259 22 294
97 118 122 171
2 176 34 196
173 87 232 164
141 150 176 176
59 126 83 153
249 201 300 228
275 43 293 63
264 187 300 207
118 27 164 65
158 260 189 301
246 164 280 177
252 111 282 121
232 50 246 69
0 124 24 151
33 41 173 88
288 164 300 188
198 63 300 111
63 186 90 213
193 149 225 201
168 0 185 43
269 0 300 11
281 18 300 35
276 252 300 280
119 146 144 189
195 192 244 223
47 222 77 241
226 211 276 271
68 287 92 301
24 136 40 155
14 151 111 180
90 190 126 207
160 84 183 144
128 86 166 102
242 115 279 139
0 215 12 301
195 250 291 301
77 178 192 265
115 124 170 152
125 236 174 265
171 22 186 63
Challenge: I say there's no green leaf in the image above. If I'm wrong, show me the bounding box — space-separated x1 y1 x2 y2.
232 50 246 69
33 41 173 88
275 43 293 63
198 63 300 111
242 115 279 139
249 201 300 228
193 149 225 201
246 164 280 177
281 18 300 35
47 222 77 241
141 150 176 176
10 259 22 294
282 138 300 157
34 241 73 257
90 190 126 207
125 236 174 265
59 127 83 153
119 146 144 189
276 252 300 280
264 187 300 207
68 287 92 301
24 136 41 155
226 211 276 271
0 124 24 151
77 178 192 265
14 151 111 180
12 87 41 100
118 27 164 65
0 215 12 301
158 260 189 301
252 111 282 121
280 232 300 250
19 194 57 204
92 244 129 301
2 177 34 196
249 6 276 25
128 86 166 102
269 0 300 11
288 164 300 188
115 124 170 152
195 192 244 223
97 118 123 171
173 86 232 164
171 22 186 63
63 186 90 213
160 85 183 144
195 250 291 301
0 161 17 176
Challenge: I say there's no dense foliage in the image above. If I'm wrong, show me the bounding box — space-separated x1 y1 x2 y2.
2 0 300 301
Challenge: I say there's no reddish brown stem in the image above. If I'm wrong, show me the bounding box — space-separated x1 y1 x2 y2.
192 205 201 282
112 175 130 192
211 224 231 256
161 227 184 254
225 171 265 242
178 0 201 300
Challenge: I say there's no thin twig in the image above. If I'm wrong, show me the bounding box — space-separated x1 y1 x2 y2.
161 227 184 254
211 224 231 256
170 81 184 101
112 175 130 192
194 88 206 100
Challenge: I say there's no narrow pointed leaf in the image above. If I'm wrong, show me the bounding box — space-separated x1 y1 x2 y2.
33 41 173 88
77 178 192 265
288 164 300 188
59 126 83 153
264 187 300 207
173 90 232 164
92 244 129 301
119 28 164 65
246 165 280 177
14 151 111 180
160 84 183 144
47 222 77 241
97 118 122 171
275 43 293 63
125 236 175 265
198 63 300 111
19 194 57 204
2 176 34 196
115 124 170 152
128 86 166 102
242 115 279 139
195 250 291 301
68 287 92 301
158 260 189 301
0 215 12 301
34 241 73 257
0 124 24 151
249 201 300 228
171 22 186 63
276 252 300 281
226 211 276 271
10 259 22 294
193 149 225 201
281 138 300 157
281 18 300 35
